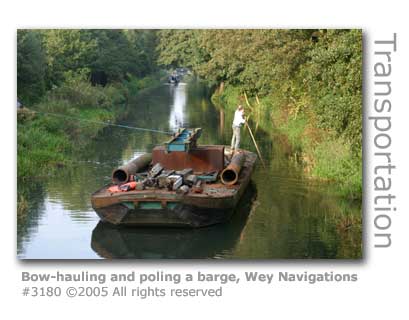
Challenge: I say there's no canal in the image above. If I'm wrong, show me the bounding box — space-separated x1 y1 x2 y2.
17 79 362 259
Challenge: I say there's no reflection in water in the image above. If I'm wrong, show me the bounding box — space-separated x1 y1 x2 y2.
219 109 225 134
91 185 256 259
18 80 362 259
168 84 187 130
18 196 100 259
17 180 46 257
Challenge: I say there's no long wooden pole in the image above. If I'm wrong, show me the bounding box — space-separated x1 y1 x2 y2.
255 94 261 132
245 121 266 168
243 91 266 168
243 92 253 111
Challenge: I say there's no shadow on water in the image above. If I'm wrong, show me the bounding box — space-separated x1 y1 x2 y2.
18 79 362 259
91 184 257 259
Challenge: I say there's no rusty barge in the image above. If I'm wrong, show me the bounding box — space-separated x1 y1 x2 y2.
91 128 257 228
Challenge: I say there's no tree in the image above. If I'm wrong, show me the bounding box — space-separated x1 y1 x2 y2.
17 30 47 105
302 29 362 151
42 29 97 87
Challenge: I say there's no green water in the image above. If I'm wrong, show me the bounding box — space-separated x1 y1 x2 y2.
17 80 362 259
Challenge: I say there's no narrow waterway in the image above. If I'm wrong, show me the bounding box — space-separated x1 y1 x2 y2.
17 80 362 259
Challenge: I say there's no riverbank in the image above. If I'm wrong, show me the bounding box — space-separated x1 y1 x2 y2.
212 85 362 200
17 73 162 217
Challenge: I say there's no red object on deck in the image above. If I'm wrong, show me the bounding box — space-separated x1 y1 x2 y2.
152 145 224 172
108 181 137 193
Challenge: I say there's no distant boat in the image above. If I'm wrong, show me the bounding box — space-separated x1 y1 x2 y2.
168 74 180 85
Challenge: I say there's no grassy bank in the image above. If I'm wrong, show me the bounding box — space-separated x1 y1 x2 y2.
212 85 362 200
17 73 162 180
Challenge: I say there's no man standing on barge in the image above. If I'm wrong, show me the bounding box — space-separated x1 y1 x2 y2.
231 105 246 153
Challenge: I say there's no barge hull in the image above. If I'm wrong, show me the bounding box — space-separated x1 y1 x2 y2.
95 203 236 228
91 147 256 228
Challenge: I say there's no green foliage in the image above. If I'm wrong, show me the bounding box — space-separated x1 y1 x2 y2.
41 29 97 87
85 29 158 83
302 30 362 153
312 138 362 199
17 118 71 178
122 30 158 76
18 29 159 97
89 30 136 82
43 71 126 111
17 29 163 181
17 76 123 180
156 30 203 69
123 74 162 97
279 115 308 152
157 30 314 92
158 29 361 149
211 85 242 108
216 81 361 199
17 30 47 104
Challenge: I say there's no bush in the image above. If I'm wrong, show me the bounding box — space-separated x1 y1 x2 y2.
312 138 362 198
17 73 125 180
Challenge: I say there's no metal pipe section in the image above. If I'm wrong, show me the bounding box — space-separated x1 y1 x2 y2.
221 153 245 185
112 153 152 184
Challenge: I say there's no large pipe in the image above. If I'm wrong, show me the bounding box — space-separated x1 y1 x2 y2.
112 153 152 184
221 153 245 185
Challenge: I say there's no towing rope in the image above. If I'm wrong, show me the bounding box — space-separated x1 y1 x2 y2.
31 110 174 135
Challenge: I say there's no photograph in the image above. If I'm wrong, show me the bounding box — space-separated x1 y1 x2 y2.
17 29 362 259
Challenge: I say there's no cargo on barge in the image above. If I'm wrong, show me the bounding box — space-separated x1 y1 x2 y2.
91 128 257 228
